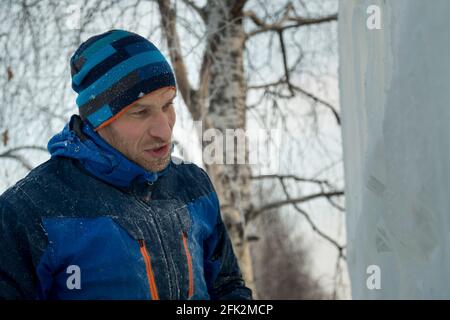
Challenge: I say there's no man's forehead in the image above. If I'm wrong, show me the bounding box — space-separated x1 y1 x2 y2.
134 90 177 108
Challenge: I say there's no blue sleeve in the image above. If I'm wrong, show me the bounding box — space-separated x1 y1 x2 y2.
200 180 253 300
0 196 39 300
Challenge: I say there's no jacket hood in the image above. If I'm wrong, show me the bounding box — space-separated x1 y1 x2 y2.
47 114 172 188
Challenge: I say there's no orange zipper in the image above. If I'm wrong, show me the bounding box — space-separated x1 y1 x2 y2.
138 239 159 300
182 232 194 298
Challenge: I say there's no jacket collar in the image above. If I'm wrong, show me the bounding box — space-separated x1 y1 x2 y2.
47 114 172 189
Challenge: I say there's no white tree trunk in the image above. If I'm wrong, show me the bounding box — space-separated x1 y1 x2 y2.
203 0 256 296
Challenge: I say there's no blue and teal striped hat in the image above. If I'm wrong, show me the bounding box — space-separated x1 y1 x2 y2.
70 29 176 130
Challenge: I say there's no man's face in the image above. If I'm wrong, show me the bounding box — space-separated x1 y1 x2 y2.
98 87 176 172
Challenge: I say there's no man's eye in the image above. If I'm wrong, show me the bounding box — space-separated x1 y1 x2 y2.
133 110 147 116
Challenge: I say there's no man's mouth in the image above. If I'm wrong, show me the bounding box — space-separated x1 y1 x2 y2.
144 144 170 158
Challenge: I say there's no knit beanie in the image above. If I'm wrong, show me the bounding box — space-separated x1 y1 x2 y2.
70 29 176 130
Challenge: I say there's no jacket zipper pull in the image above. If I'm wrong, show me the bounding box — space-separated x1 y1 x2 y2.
144 181 154 202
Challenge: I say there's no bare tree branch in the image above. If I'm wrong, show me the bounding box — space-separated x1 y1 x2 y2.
332 247 345 299
277 30 294 96
250 174 338 189
277 178 346 259
250 170 347 259
251 174 346 212
156 0 201 120
245 10 337 39
247 190 344 222
230 0 248 16
0 145 47 171
326 196 346 212
0 145 47 154
180 0 207 22
291 82 341 125
247 78 285 90
248 79 341 125
0 153 32 171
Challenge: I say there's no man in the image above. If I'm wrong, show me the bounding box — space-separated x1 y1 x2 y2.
0 29 252 300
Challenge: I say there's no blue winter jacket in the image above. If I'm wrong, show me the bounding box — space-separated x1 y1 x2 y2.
0 115 252 300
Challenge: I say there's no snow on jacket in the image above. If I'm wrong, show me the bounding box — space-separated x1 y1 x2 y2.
0 114 252 300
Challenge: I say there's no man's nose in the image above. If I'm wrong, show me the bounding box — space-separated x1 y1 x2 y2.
147 112 172 141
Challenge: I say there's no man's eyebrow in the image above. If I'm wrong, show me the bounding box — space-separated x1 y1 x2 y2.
133 103 152 109
134 94 177 109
